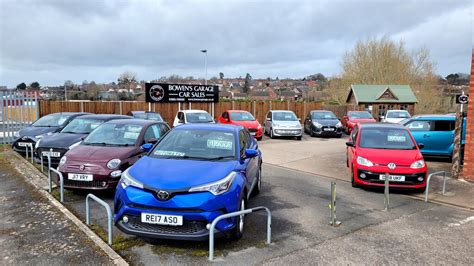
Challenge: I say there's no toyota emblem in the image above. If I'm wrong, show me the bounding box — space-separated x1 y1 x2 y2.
387 163 396 170
79 165 85 171
156 190 170 200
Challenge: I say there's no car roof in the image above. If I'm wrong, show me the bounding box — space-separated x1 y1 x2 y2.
130 111 160 114
310 110 334 113
77 114 131 120
410 114 455 120
106 118 167 126
47 112 90 116
175 123 242 133
359 122 407 129
269 110 295 112
348 110 369 113
226 110 251 113
180 109 209 114
386 110 409 112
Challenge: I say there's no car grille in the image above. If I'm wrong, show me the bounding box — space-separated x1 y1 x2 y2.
357 170 426 184
128 203 203 213
126 216 208 235
13 139 36 152
275 129 301 135
37 147 67 162
249 128 258 133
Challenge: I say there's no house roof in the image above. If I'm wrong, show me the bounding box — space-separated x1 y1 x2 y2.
346 84 418 104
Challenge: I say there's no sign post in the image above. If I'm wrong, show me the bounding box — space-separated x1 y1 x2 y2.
145 83 219 105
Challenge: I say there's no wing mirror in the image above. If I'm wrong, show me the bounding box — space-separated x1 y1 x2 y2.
141 143 153 152
266 117 272 121
244 149 258 158
345 141 355 147
417 143 425 150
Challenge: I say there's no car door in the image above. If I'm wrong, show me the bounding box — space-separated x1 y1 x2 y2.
347 125 358 168
240 129 258 192
430 119 455 156
264 112 272 133
304 113 312 132
405 120 434 154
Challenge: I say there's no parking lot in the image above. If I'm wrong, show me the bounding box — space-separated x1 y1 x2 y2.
3 133 474 264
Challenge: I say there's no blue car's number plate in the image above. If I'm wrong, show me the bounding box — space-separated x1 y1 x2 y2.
141 213 183 226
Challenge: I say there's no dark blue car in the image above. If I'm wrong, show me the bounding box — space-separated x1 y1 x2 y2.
114 123 262 240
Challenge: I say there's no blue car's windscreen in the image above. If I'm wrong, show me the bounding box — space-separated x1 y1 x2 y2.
83 123 143 146
312 112 337 119
33 113 72 127
359 128 416 150
61 118 104 134
151 129 236 160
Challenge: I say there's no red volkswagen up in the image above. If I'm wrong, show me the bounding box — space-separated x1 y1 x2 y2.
346 123 427 192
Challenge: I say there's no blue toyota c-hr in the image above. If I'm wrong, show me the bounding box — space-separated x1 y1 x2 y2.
114 123 262 241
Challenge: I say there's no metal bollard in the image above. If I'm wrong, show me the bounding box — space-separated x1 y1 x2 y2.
29 143 34 163
40 154 44 172
25 144 29 160
86 194 113 246
425 171 447 203
329 181 341 226
383 173 390 211
442 171 447 195
47 149 52 193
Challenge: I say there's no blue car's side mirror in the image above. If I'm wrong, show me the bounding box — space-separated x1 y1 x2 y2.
141 143 153 152
245 149 258 158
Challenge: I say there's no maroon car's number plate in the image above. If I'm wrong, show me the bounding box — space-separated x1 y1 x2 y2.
68 173 93 181
141 213 183 226
379 175 405 182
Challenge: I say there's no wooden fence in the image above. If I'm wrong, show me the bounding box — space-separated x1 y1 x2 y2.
39 100 347 126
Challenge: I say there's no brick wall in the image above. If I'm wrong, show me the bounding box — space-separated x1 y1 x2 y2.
462 49 474 181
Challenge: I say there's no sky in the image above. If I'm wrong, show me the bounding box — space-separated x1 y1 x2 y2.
0 0 473 87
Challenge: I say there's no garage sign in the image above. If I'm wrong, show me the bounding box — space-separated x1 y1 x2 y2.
145 83 219 103
455 94 469 104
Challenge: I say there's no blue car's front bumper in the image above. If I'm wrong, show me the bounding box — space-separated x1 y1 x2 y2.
114 180 243 241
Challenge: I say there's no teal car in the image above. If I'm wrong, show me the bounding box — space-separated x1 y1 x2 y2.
403 114 466 159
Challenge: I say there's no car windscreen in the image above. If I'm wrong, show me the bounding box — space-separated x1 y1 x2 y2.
359 127 415 150
83 123 143 146
229 112 255 121
186 112 214 123
349 112 373 119
312 112 337 120
150 129 236 160
387 111 410 118
273 112 297 121
33 113 72 127
61 118 104 134
134 113 163 121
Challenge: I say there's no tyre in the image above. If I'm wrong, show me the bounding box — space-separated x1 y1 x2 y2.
296 136 302 140
270 128 275 139
251 166 261 197
256 136 262 141
230 196 246 240
351 167 358 188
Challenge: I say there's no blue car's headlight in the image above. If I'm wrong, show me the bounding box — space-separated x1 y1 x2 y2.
188 172 236 195
120 168 144 189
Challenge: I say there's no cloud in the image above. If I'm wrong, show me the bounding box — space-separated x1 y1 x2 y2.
0 0 472 86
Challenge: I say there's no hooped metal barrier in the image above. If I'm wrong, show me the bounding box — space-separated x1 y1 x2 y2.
383 173 390 211
208 206 271 261
47 148 52 192
86 194 113 246
25 143 34 163
425 171 448 203
49 168 64 203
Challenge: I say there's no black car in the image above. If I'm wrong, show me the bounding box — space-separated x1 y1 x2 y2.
35 114 131 166
12 112 89 154
303 110 343 138
127 111 164 122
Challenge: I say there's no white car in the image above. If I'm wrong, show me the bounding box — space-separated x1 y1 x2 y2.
264 110 302 140
381 110 411 124
173 109 215 127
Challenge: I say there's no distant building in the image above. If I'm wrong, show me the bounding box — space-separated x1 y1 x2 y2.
346 84 418 120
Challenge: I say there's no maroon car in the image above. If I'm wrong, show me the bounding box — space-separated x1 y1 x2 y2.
58 119 170 190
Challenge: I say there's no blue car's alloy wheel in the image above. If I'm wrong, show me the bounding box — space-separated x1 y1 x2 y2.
231 197 246 239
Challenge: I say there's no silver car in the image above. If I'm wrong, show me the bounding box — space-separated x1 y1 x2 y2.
264 110 302 140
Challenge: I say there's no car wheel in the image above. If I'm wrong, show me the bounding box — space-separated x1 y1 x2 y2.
296 136 302 141
270 128 274 139
231 197 246 239
351 167 358 188
256 136 262 141
251 166 262 197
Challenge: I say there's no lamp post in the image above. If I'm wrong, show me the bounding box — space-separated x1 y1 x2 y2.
201 49 208 85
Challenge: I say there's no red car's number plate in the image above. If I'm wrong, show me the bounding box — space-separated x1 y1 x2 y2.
141 213 183 226
379 175 405 182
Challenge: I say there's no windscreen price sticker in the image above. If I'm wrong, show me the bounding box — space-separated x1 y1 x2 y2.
387 135 406 142
207 139 233 150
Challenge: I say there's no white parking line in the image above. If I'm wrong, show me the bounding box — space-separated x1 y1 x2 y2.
448 216 474 227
